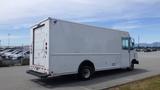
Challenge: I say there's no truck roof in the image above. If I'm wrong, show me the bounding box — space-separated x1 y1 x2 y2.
31 17 129 34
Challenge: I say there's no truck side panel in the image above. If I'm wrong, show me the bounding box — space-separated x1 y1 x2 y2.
49 19 129 75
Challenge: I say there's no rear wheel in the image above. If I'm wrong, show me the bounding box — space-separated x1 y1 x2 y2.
78 66 93 80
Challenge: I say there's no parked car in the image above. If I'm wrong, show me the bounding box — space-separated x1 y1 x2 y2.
152 48 157 52
10 51 23 60
23 51 30 59
5 50 21 59
1 49 14 58
144 48 152 52
0 48 5 52
0 49 9 55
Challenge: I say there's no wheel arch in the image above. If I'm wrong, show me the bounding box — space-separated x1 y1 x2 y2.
78 60 95 73
131 59 139 64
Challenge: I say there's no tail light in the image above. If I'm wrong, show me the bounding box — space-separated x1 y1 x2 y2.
45 42 47 54
45 42 47 50
30 45 32 54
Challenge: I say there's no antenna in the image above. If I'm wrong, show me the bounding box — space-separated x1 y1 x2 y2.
8 33 10 48
138 35 140 48
0 40 1 48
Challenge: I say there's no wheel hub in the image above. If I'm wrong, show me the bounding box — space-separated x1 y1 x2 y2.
82 69 90 78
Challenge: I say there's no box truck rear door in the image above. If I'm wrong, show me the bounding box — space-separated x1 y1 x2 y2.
33 24 48 71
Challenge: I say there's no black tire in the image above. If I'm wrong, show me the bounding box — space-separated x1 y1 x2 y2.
78 66 93 80
127 64 134 71
18 57 23 60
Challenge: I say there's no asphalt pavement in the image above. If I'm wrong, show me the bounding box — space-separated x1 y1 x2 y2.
0 51 160 90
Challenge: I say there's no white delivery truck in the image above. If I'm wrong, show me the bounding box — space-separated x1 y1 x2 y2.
27 17 139 80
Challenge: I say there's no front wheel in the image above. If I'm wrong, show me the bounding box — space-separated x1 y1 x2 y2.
127 64 134 71
78 66 93 80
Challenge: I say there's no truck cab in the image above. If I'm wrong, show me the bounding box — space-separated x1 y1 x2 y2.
122 37 138 70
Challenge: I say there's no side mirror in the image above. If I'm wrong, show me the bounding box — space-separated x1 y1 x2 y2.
132 42 135 46
130 42 135 50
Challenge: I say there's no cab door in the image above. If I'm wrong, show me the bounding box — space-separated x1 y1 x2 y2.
121 37 130 68
129 38 136 62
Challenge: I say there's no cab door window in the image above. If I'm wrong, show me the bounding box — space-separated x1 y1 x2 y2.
122 38 129 50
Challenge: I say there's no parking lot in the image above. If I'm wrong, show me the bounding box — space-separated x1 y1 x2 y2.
0 51 160 90
0 47 29 60
0 47 29 66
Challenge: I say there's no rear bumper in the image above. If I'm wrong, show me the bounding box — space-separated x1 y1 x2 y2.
26 70 50 78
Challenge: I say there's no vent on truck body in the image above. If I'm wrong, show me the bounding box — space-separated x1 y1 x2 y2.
33 24 45 30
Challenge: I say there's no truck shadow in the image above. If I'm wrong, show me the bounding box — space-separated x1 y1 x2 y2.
31 68 148 89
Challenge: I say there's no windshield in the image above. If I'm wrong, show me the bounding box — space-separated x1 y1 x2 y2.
15 51 22 54
11 50 20 54
26 51 30 54
8 49 14 52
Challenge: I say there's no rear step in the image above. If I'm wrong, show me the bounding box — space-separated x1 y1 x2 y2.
26 70 50 78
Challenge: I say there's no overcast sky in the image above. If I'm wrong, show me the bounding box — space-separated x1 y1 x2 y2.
0 0 160 46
